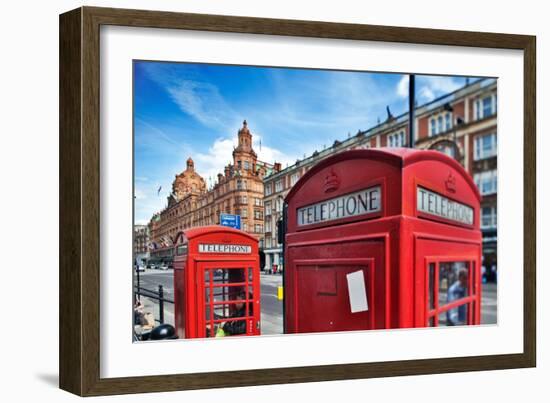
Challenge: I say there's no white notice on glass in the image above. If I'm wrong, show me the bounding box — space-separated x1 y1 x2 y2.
346 270 368 313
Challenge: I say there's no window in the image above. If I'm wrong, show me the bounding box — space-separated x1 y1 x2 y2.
481 206 497 229
254 224 263 233
203 267 255 337
237 160 242 169
445 112 452 131
275 180 283 193
241 209 248 218
265 220 272 233
266 237 272 248
290 172 299 186
475 94 497 120
237 179 243 190
474 170 497 195
265 202 271 216
437 115 443 134
482 96 493 117
429 112 453 137
265 183 272 196
474 133 497 160
388 130 406 147
244 160 250 170
427 261 475 327
254 198 262 206
254 210 263 220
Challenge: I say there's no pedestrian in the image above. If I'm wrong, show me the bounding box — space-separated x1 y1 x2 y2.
446 268 468 325
134 296 145 325
220 290 253 336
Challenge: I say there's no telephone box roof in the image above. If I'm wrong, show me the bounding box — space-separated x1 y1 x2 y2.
285 147 481 203
174 225 258 244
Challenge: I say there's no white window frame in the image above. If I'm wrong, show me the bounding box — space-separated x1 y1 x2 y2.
475 93 497 120
481 205 497 229
474 170 498 195
290 172 299 186
265 183 272 196
388 130 406 147
474 132 498 161
429 111 453 137
430 118 436 137
275 179 283 193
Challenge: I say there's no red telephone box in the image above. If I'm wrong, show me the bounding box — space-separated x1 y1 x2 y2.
284 148 482 333
173 226 261 339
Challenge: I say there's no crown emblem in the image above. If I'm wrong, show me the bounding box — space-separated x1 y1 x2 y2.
445 171 456 193
324 169 340 193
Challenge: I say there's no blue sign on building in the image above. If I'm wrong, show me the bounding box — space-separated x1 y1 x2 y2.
220 213 241 230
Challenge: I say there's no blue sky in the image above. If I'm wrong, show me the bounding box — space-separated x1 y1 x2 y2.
134 61 472 224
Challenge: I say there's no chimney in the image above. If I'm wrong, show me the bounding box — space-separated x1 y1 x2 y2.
274 162 282 172
217 173 224 184
224 165 231 177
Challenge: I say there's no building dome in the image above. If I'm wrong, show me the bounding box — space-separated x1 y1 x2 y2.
171 156 206 200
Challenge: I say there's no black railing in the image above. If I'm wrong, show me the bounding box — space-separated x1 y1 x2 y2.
134 285 174 324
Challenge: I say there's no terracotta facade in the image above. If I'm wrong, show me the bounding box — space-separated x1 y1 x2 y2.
148 121 273 253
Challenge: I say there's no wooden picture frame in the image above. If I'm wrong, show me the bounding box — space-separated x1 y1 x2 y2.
59 6 536 396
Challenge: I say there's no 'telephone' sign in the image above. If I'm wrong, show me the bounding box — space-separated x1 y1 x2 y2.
417 186 474 225
198 244 251 254
297 186 381 226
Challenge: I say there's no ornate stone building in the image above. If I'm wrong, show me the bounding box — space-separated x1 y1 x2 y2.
148 121 274 258
133 224 150 263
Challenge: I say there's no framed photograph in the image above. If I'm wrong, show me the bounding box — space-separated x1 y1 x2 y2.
59 6 536 396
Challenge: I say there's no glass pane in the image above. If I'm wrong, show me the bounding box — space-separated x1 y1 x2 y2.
438 262 469 325
428 263 435 310
428 316 435 327
483 96 492 116
209 268 245 284
438 304 469 327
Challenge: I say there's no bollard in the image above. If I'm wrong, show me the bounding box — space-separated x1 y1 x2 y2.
158 284 164 324
277 286 283 301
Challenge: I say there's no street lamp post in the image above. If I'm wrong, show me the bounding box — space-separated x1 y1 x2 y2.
408 74 415 148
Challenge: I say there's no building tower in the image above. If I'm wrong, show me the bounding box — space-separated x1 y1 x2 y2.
232 120 258 175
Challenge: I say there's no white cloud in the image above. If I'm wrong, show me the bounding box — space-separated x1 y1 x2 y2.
397 75 409 98
418 86 436 102
166 80 235 130
191 134 295 187
194 137 236 186
417 76 464 102
252 134 295 168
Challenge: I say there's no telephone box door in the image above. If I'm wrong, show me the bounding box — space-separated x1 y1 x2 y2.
415 238 481 327
196 261 260 338
295 260 376 333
